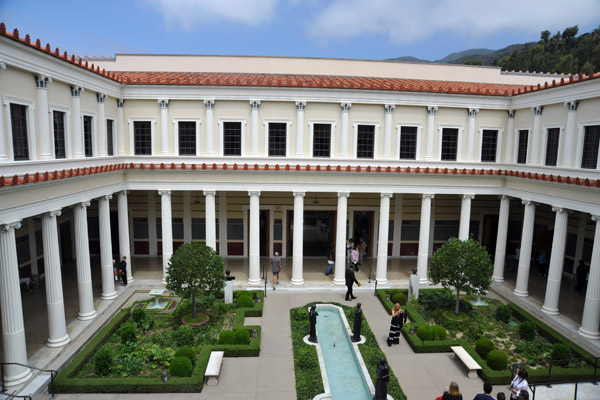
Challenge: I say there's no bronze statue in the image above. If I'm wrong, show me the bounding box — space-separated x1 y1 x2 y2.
374 357 389 400
308 305 319 343
352 302 363 342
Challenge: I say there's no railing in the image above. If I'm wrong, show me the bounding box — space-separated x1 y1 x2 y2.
509 357 599 400
0 362 57 399
262 263 267 298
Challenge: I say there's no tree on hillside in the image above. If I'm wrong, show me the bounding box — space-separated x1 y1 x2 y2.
166 242 226 318
428 238 493 315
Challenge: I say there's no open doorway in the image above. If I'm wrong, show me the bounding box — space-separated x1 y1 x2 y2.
247 209 270 257
481 214 499 258
353 211 374 257
287 210 336 256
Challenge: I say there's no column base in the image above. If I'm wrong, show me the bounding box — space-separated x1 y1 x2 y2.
47 334 70 348
290 278 304 285
101 291 117 300
78 310 97 321
578 327 600 340
541 306 560 316
332 278 345 285
513 289 529 297
376 278 388 286
247 278 262 286
3 368 32 387
419 278 429 285
127 277 134 283
492 276 505 283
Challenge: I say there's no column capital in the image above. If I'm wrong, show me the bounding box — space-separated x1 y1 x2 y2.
422 193 435 199
384 104 395 113
462 194 475 200
551 206 567 214
293 191 306 197
203 190 216 196
532 106 543 115
119 190 129 195
592 215 600 222
521 199 536 206
508 110 515 118
564 100 578 111
249 100 261 109
427 106 438 115
43 209 62 219
498 195 510 200
96 93 107 103
341 102 352 112
158 190 171 196
117 98 125 108
75 201 91 208
1 220 22 231
70 86 84 97
248 191 261 197
0 61 6 70
381 193 393 198
158 99 169 109
468 108 479 117
295 100 306 110
35 74 51 88
337 192 350 198
204 99 215 109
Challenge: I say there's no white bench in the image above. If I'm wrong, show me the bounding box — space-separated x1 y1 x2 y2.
450 346 481 378
205 351 224 386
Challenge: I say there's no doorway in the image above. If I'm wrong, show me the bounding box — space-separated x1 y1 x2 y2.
481 214 499 258
247 209 270 257
353 211 374 257
287 210 336 256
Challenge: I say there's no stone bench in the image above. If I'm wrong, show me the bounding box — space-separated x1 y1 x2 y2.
450 346 481 378
204 351 224 386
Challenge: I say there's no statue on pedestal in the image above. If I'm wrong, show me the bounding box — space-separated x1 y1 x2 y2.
308 305 319 343
374 357 389 400
224 269 235 304
352 302 363 342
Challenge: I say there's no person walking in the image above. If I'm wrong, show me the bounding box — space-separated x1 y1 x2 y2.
119 256 128 287
386 303 404 346
271 251 281 290
350 245 360 272
345 264 359 301
473 382 495 400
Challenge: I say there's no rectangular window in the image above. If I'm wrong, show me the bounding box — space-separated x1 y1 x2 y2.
268 122 287 156
313 123 331 157
223 121 241 156
134 121 152 155
106 119 114 156
517 129 528 164
192 218 206 240
356 125 375 158
83 115 93 157
581 125 600 169
480 129 498 162
178 121 196 155
545 128 560 166
10 104 29 161
441 128 458 161
399 126 417 159
53 110 66 159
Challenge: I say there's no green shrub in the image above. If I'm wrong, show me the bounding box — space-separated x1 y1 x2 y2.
93 345 113 376
174 346 196 366
519 321 537 341
419 290 455 311
119 322 137 344
417 326 433 341
233 329 250 345
475 338 495 359
551 343 572 366
458 299 474 314
388 289 403 298
431 325 447 341
487 350 508 371
496 304 512 323
391 292 407 306
172 325 195 347
218 330 235 344
131 307 147 324
169 356 192 377
237 294 254 308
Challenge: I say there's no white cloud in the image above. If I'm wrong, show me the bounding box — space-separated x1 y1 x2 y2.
306 0 600 44
144 0 279 30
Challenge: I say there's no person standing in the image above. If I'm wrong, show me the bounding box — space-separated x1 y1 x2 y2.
508 367 529 400
345 264 359 301
325 245 335 275
346 238 354 264
387 303 403 346
442 381 463 400
473 382 495 400
119 256 128 287
575 259 589 293
538 250 547 277
271 251 281 290
350 245 360 272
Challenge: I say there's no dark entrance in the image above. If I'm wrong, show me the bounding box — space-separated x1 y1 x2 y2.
481 214 499 258
59 221 73 263
353 211 374 257
260 210 269 256
287 210 336 256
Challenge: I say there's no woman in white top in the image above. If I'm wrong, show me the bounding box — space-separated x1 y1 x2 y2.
508 367 529 400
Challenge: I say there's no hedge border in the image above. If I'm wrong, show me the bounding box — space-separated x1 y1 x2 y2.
55 290 264 393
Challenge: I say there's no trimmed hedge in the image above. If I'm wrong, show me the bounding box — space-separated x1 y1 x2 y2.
169 356 193 377
519 321 537 341
487 350 508 371
475 338 494 359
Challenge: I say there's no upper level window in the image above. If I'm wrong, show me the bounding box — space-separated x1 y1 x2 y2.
517 129 528 164
134 121 152 155
106 119 114 156
313 123 331 157
10 103 29 161
52 111 66 159
268 122 287 157
441 128 458 161
223 121 242 156
356 125 375 159
545 128 560 166
581 125 600 169
399 126 417 160
178 121 196 155
83 115 93 157
480 129 498 162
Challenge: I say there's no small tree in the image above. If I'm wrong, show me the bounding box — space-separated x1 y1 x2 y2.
428 238 493 315
166 242 226 319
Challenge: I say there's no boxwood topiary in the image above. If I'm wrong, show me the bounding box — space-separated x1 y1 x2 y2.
131 307 147 325
391 292 407 306
487 350 508 371
119 321 137 344
496 304 512 323
218 330 235 344
169 356 193 377
416 326 433 341
93 344 113 376
431 325 447 341
388 289 403 298
519 321 537 341
237 294 254 308
172 324 196 347
475 338 495 359
174 346 196 366
234 329 250 345
550 343 572 366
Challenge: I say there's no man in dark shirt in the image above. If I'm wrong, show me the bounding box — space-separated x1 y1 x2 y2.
473 382 495 400
119 256 128 287
345 265 358 301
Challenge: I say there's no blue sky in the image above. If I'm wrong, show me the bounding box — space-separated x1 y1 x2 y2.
1 0 600 62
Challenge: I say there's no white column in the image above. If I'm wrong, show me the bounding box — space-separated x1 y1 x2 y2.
35 75 52 160
291 191 305 285
148 191 158 256
0 88 7 161
383 105 395 159
159 190 173 284
0 221 32 386
504 111 515 163
493 196 510 282
529 106 543 166
70 86 84 158
250 100 260 156
417 194 434 283
118 191 132 283
425 106 437 160
514 200 536 297
376 193 393 284
98 195 116 300
204 191 217 250
334 192 350 285
218 192 228 256
204 100 214 155
27 219 38 275
117 99 125 155
96 94 107 157
183 192 192 243
73 202 96 320
158 99 169 155
340 103 351 158
459 194 474 240
295 101 306 157
542 207 569 315
41 210 70 347
575 212 587 263
465 108 478 162
392 195 403 256
579 215 600 339
561 101 578 168
248 191 261 285
428 198 436 257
